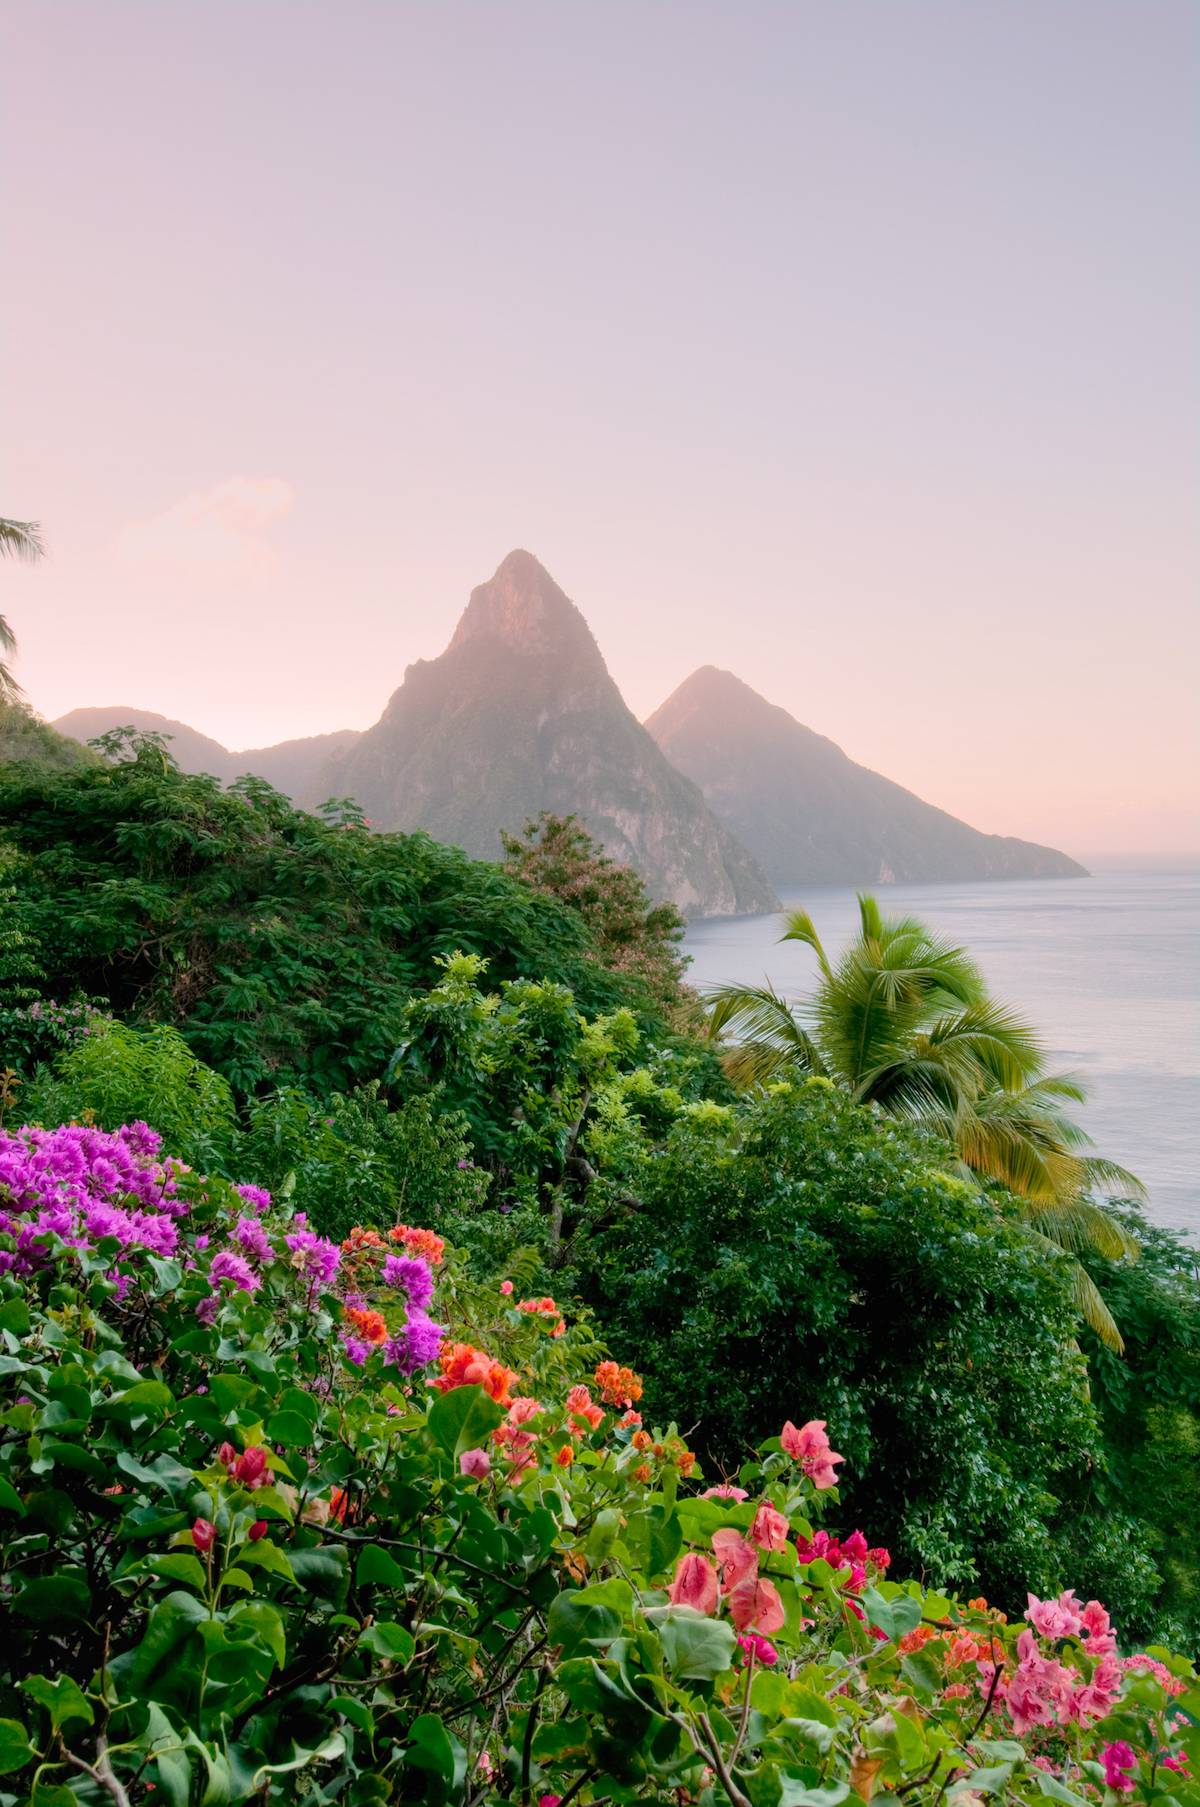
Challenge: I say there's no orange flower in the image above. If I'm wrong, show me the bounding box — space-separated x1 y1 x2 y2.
329 1487 350 1524
632 1430 652 1451
897 1624 937 1656
341 1227 386 1252
555 1445 574 1467
594 1361 643 1407
434 1342 517 1405
344 1306 388 1345
389 1223 446 1265
632 1462 653 1483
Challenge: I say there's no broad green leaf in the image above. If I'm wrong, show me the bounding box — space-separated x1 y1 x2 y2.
150 1553 209 1590
21 1673 94 1734
265 1409 315 1449
230 1599 287 1669
356 1542 408 1588
13 1571 92 1624
238 1538 296 1583
654 1606 737 1681
427 1383 505 1459
405 1713 467 1792
862 1584 922 1641
0 1718 34 1775
359 1620 415 1661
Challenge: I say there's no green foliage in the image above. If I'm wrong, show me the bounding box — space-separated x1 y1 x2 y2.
501 811 693 1015
20 1021 236 1170
0 699 95 773
581 1080 1159 1615
238 1081 490 1245
1081 1207 1200 1646
0 1121 1194 1807
390 950 640 1211
706 894 1142 1350
0 735 658 1094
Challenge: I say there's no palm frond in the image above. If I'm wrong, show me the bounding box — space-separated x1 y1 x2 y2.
1026 1229 1126 1352
1024 1195 1142 1261
703 981 828 1092
780 909 833 981
0 519 44 562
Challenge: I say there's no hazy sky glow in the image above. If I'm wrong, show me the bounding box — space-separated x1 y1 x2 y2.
5 1 1197 854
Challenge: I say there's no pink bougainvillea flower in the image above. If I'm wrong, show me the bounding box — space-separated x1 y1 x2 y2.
780 1419 844 1489
500 1280 514 1295
737 1633 779 1667
700 1484 749 1501
668 1552 719 1615
749 1502 790 1551
729 1574 785 1634
712 1528 758 1595
248 1519 268 1541
459 1447 492 1478
1026 1590 1083 1641
192 1517 216 1554
1102 1743 1137 1793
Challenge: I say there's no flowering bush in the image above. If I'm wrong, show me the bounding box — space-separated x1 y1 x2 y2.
0 1120 1196 1806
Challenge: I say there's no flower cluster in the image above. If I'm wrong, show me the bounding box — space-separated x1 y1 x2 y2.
0 1121 187 1278
517 1294 566 1337
781 1418 844 1489
594 1360 643 1407
435 1343 518 1405
389 1223 445 1265
977 1591 1124 1733
795 1527 892 1592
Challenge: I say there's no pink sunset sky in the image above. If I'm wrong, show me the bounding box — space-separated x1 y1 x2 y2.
4 2 1197 856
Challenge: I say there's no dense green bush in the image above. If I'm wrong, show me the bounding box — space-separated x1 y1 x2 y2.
238 1081 490 1246
18 1020 237 1171
581 1080 1161 1619
0 735 656 1094
1082 1208 1200 1646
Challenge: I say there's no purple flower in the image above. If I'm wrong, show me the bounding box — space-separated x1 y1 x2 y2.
209 1249 262 1294
384 1311 444 1377
235 1183 272 1216
381 1253 434 1312
284 1229 340 1291
233 1216 273 1264
341 1334 371 1367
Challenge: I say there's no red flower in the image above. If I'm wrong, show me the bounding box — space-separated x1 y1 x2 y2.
192 1517 217 1554
248 1519 268 1542
233 1446 269 1490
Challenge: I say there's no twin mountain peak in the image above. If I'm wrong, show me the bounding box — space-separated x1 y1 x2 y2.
55 549 1085 918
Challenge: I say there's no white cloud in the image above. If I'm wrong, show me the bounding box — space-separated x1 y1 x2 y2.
115 476 294 572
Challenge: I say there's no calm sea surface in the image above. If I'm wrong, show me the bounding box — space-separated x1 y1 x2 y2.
684 859 1200 1238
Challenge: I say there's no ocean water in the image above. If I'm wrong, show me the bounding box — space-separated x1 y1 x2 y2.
684 859 1200 1238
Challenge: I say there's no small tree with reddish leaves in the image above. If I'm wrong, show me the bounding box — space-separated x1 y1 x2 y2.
502 812 692 1016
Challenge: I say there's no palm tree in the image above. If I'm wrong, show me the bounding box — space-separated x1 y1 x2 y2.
0 517 44 700
706 894 1142 1349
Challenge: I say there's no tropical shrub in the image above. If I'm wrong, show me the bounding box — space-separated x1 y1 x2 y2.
0 737 657 1094
1081 1208 1200 1647
18 1020 237 1172
0 1116 1195 1807
580 1081 1161 1621
238 1082 491 1247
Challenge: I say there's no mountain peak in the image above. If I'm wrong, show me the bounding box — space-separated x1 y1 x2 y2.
647 669 1087 887
448 549 597 659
